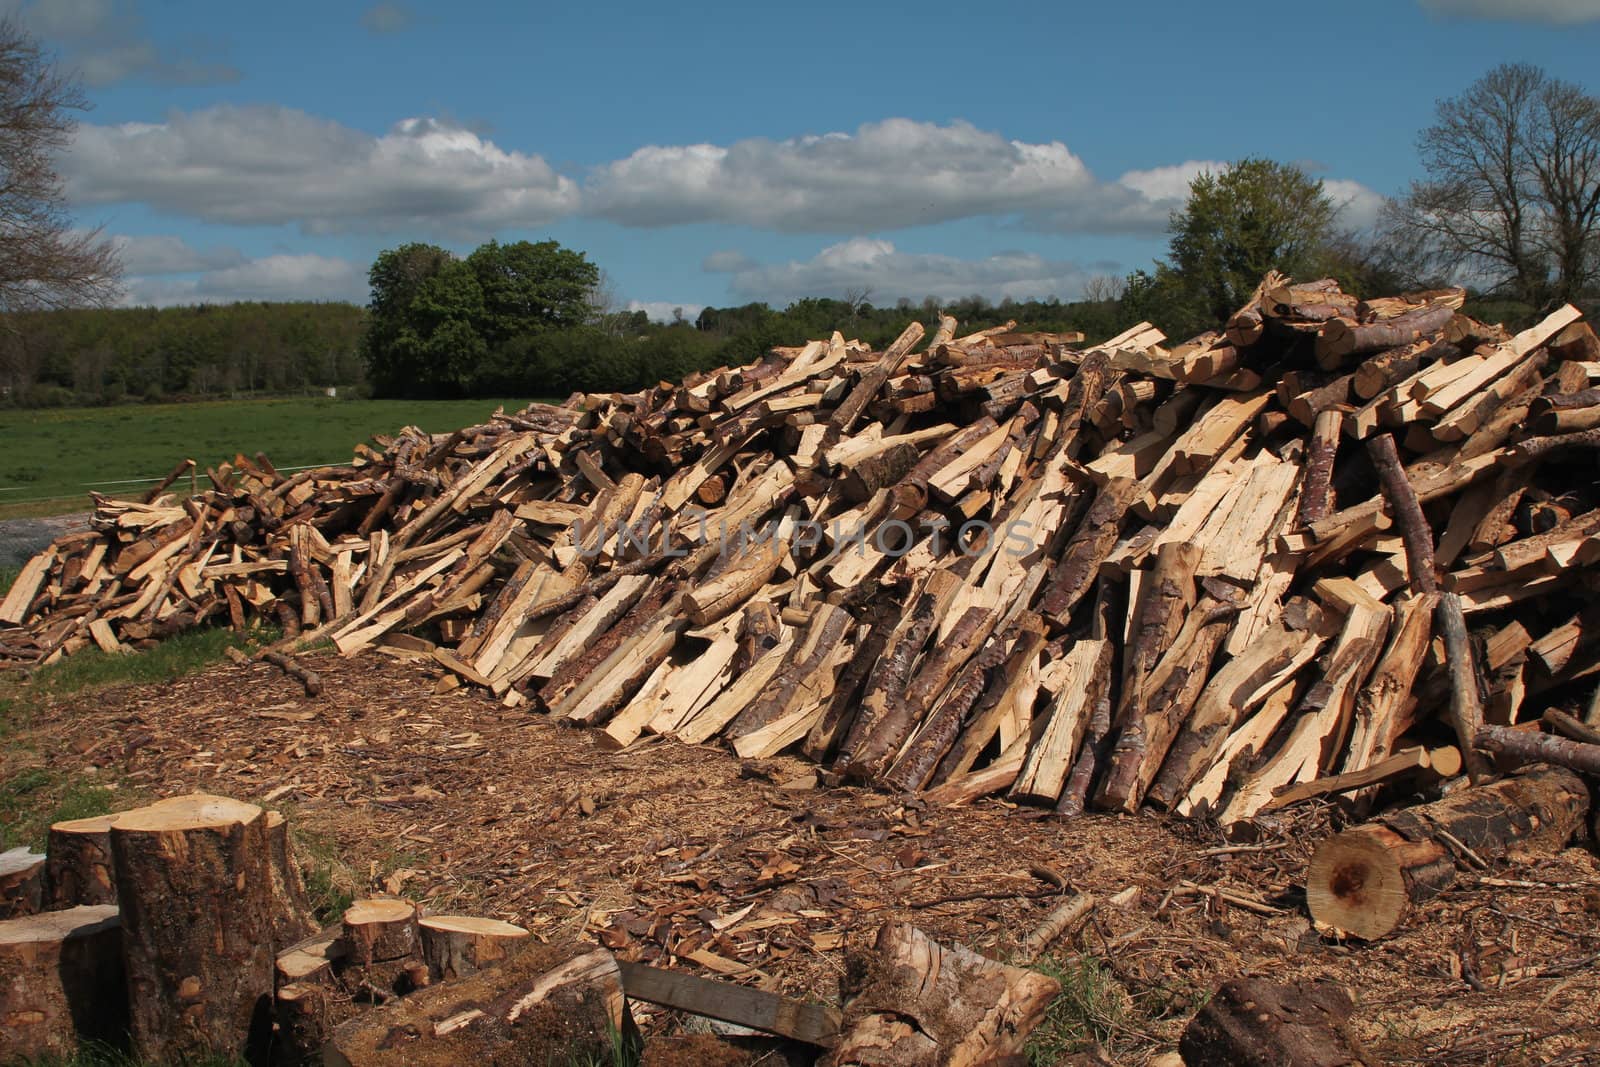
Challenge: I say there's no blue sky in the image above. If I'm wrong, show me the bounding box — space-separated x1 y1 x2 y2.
9 0 1600 318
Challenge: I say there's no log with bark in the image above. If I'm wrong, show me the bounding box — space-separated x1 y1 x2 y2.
1306 766 1589 939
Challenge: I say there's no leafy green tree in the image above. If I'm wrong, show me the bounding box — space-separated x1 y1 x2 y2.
467 240 599 347
1127 159 1338 336
363 239 599 398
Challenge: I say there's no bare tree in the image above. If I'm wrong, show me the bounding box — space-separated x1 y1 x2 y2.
1081 274 1126 304
1382 63 1600 308
0 18 120 315
842 285 873 320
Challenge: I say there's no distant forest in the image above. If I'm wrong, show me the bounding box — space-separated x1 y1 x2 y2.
0 302 367 407
0 292 1130 408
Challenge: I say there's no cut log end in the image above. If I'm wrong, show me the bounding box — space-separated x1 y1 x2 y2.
1304 825 1423 941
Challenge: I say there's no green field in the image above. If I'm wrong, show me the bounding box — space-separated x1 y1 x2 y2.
0 396 540 518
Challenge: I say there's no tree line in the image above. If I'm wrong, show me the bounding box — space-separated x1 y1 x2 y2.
2 52 1596 408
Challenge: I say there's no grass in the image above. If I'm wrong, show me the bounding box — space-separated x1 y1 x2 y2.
1025 955 1131 1065
290 823 359 925
0 395 541 519
0 625 277 850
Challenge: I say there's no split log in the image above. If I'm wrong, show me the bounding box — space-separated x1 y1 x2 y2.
323 945 626 1067
1180 979 1366 1067
0 848 44 919
1306 766 1589 939
1297 408 1342 527
1011 639 1110 804
44 813 119 908
1264 745 1461 811
419 915 531 981
1038 477 1139 625
822 922 1060 1067
110 794 274 1063
0 905 126 1062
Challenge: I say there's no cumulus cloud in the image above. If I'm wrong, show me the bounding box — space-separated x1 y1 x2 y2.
4 0 239 86
108 233 246 275
1419 0 1600 22
586 122 1384 238
626 300 705 324
587 118 1171 236
361 2 412 33
66 106 580 237
120 252 368 307
708 238 1100 306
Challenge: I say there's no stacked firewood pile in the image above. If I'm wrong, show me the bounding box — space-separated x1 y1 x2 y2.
6 272 1600 825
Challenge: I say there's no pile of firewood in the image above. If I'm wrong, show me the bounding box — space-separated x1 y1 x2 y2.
6 272 1600 824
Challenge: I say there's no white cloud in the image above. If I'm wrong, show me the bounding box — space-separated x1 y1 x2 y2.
709 238 1099 306
586 118 1169 236
361 2 412 33
66 106 580 237
120 253 368 307
6 0 239 86
1116 160 1226 203
1323 178 1387 230
1419 0 1600 22
625 300 705 324
108 234 245 275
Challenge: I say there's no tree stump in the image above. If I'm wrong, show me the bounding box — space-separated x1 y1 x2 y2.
276 926 346 988
110 793 275 1063
1307 766 1589 939
274 981 329 1066
264 811 317 950
0 847 44 919
323 945 626 1067
343 898 419 965
418 915 531 980
0 904 126 1061
44 813 120 907
1180 978 1368 1066
822 922 1060 1067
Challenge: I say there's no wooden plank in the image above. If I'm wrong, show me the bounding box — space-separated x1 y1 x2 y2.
618 962 841 1046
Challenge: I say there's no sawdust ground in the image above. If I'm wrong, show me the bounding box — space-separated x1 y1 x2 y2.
5 649 1599 1065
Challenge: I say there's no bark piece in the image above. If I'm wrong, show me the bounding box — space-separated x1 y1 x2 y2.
323 945 626 1067
1180 978 1367 1067
822 922 1060 1067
